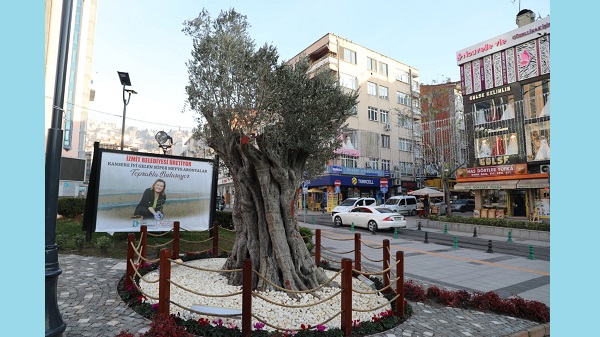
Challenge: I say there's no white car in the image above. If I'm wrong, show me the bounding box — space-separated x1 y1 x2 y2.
332 206 407 232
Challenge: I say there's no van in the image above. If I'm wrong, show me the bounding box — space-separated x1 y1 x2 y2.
331 197 376 216
381 196 418 215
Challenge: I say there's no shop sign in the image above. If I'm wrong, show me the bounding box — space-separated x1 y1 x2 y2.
458 164 527 178
401 181 418 189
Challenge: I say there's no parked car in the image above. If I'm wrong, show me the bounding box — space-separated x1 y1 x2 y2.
332 206 406 232
331 197 376 216
381 195 418 216
450 199 475 213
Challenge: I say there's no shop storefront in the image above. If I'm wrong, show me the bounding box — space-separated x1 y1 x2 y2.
304 174 388 212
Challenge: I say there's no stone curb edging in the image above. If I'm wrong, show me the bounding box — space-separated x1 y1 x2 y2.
505 322 550 337
423 220 549 242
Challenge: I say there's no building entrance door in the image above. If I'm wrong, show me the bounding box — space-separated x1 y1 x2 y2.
510 190 526 216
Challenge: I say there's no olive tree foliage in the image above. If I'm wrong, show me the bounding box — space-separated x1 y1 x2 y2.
183 8 358 290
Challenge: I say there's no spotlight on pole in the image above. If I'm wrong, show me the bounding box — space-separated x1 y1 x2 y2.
155 131 173 155
117 71 137 150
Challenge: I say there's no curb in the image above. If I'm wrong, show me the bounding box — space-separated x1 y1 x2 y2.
505 323 550 337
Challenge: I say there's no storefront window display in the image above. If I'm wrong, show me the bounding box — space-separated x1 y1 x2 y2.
481 189 508 210
474 132 519 158
523 79 550 119
525 121 550 161
474 94 515 125
534 188 550 217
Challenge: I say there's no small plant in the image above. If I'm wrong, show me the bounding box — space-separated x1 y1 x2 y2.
96 236 114 254
56 234 70 248
73 234 86 252
298 226 315 252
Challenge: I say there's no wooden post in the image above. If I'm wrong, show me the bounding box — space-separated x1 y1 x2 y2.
340 258 353 336
212 221 219 258
125 233 135 287
315 229 321 266
158 248 171 316
241 259 252 337
140 225 147 259
383 239 390 293
172 221 180 259
396 251 404 318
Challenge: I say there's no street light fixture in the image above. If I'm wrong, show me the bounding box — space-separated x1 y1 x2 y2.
155 131 173 154
117 71 137 150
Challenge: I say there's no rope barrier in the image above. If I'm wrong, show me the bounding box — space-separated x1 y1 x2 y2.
252 289 342 308
128 275 159 300
252 268 343 293
147 239 175 248
147 230 173 237
359 250 384 263
179 237 212 244
352 293 400 313
129 259 160 283
169 279 243 298
169 258 242 273
320 233 353 241
359 240 383 250
320 246 354 255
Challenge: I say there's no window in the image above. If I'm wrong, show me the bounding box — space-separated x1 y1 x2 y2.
339 73 358 90
398 114 411 128
396 70 409 83
381 159 390 171
381 135 390 148
348 104 358 116
342 48 357 64
523 79 550 119
368 106 378 121
397 91 411 106
379 86 389 100
399 161 414 175
412 81 420 92
341 155 358 168
379 62 388 76
380 109 389 124
399 138 412 152
366 158 379 170
367 57 377 71
367 82 377 96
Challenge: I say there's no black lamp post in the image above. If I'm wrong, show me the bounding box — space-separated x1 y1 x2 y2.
117 71 137 150
46 0 73 336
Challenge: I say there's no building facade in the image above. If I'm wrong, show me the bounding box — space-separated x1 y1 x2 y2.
45 0 99 196
289 33 422 211
454 10 550 222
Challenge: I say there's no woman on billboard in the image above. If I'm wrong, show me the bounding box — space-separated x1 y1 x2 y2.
134 179 167 220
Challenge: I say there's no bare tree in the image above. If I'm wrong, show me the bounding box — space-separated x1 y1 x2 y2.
183 9 358 290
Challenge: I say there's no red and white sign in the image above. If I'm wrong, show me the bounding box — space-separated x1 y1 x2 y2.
380 178 388 187
458 164 527 178
334 180 341 187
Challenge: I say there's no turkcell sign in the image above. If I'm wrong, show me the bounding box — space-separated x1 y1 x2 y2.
308 175 381 187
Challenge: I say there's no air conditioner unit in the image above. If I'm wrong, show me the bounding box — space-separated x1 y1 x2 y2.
391 172 397 179
384 124 391 131
540 164 550 174
394 178 402 186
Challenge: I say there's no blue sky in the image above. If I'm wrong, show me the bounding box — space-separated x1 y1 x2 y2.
89 0 550 130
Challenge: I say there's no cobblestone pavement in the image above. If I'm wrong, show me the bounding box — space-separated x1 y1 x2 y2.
56 254 549 336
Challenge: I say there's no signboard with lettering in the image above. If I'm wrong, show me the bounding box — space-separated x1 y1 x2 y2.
83 147 215 233
457 164 527 179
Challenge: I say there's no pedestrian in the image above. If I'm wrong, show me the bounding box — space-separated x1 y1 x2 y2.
423 195 430 218
321 198 326 213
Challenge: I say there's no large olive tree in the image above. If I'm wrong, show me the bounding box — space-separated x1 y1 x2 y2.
183 9 358 291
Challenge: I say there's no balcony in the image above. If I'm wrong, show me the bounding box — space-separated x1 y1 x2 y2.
309 56 338 73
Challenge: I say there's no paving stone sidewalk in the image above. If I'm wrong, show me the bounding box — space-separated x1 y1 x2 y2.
56 254 548 337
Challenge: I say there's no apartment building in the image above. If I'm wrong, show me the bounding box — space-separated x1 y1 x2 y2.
289 33 422 211
45 0 99 196
454 10 550 222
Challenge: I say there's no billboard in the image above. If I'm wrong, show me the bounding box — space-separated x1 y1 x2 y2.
84 146 215 233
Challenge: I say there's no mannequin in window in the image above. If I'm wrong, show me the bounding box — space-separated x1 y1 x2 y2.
501 102 515 120
476 109 487 125
343 136 355 149
534 136 550 160
538 97 550 117
489 106 500 122
479 139 492 157
491 136 505 156
506 134 518 155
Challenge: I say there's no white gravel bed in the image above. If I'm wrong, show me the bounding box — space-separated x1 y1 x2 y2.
139 258 392 331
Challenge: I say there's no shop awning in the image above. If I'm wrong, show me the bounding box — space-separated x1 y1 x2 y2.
517 178 549 189
453 180 519 190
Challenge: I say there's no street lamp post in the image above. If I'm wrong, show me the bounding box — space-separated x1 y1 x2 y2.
117 71 137 150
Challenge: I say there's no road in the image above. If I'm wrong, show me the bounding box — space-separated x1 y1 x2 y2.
297 211 550 261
